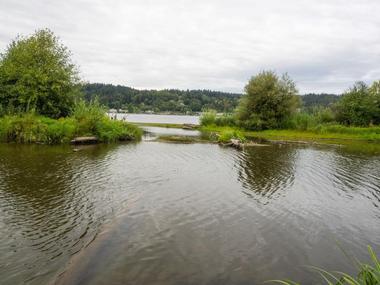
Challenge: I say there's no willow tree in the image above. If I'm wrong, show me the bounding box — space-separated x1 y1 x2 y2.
0 29 80 118
236 71 300 130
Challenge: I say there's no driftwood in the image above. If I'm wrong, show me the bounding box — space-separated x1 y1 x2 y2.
221 139 269 150
70 136 98 145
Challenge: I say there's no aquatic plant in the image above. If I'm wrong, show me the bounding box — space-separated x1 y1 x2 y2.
269 246 380 285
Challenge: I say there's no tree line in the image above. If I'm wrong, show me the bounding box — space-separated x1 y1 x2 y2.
83 83 339 114
83 83 241 113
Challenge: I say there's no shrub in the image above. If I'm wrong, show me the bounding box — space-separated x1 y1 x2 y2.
200 110 217 126
0 108 142 144
335 81 380 126
215 114 236 127
283 113 317 131
236 71 300 130
72 99 106 135
95 117 142 142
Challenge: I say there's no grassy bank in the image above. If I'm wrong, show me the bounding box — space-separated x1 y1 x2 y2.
0 113 142 144
200 125 380 143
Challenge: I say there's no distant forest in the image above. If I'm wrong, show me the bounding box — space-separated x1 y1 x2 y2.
83 83 339 113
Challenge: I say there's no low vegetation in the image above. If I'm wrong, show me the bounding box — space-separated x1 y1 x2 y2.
200 71 380 143
0 101 142 144
271 246 380 285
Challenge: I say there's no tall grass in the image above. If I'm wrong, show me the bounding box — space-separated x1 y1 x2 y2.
270 246 380 285
0 100 142 144
200 110 236 127
218 130 246 143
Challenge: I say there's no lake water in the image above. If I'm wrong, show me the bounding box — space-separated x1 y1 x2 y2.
111 113 200 125
0 126 379 285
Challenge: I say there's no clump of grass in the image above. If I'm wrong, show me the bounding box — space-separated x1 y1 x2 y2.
200 110 236 127
269 246 380 285
218 130 246 143
95 117 142 142
200 110 217 126
0 113 76 144
0 101 142 144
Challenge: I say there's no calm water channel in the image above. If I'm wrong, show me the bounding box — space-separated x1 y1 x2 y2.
0 118 379 284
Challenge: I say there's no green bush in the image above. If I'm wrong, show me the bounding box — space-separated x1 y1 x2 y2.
314 107 335 124
236 71 300 130
335 81 380 126
95 117 142 142
0 107 142 144
41 117 76 144
215 114 236 127
72 99 106 135
283 113 317 131
200 110 217 126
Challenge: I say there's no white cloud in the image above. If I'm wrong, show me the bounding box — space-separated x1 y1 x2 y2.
0 0 380 93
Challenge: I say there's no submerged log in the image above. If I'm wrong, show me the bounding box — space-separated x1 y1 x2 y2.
70 136 98 145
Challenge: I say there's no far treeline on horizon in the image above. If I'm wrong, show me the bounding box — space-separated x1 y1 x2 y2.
83 83 340 114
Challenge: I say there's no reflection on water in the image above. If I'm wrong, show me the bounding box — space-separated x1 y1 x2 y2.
0 142 379 285
237 145 297 204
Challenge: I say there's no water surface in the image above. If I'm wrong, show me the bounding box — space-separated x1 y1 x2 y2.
112 113 199 125
0 136 379 284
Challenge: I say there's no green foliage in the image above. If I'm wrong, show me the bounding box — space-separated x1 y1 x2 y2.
335 81 380 126
200 110 236 127
283 108 335 131
270 246 380 285
0 29 80 118
72 99 106 135
200 110 217 125
236 71 300 130
283 112 317 131
218 130 246 143
0 113 76 144
215 113 236 127
0 102 142 144
95 117 142 142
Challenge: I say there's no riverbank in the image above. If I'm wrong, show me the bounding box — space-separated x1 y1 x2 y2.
131 122 380 142
200 125 380 143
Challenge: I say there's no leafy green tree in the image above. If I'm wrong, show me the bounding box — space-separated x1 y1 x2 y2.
335 81 380 126
0 29 80 118
236 71 300 130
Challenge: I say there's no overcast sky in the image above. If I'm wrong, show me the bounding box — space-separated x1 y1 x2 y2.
1 0 380 94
